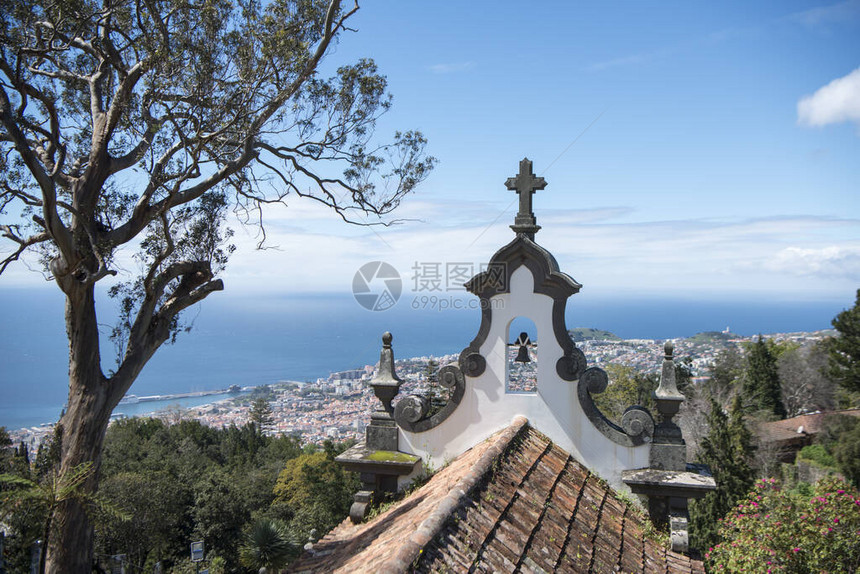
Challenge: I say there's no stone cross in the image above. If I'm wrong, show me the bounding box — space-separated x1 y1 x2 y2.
505 158 546 238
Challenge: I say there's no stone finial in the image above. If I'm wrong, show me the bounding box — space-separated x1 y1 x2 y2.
654 341 683 401
370 331 403 418
650 341 686 471
506 158 546 238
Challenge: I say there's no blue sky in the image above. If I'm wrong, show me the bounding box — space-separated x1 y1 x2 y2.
2 0 859 305
334 0 860 303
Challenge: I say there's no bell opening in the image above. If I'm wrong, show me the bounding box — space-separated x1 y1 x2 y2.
507 317 537 393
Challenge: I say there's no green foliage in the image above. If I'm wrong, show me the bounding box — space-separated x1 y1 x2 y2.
687 331 736 344
829 289 860 396
706 346 744 404
592 364 658 421
797 445 837 470
0 440 42 573
802 414 860 489
33 423 63 480
84 418 321 571
192 470 251 571
567 328 621 342
707 477 860 573
273 440 358 541
366 450 418 463
169 555 226 574
675 356 693 393
742 336 787 419
238 518 298 571
0 426 10 449
831 420 860 488
1 461 128 573
96 470 192 569
690 395 755 552
250 397 275 435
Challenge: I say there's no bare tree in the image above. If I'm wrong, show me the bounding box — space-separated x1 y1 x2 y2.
0 0 434 570
778 341 835 417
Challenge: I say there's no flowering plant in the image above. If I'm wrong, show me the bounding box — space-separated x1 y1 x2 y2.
706 477 860 573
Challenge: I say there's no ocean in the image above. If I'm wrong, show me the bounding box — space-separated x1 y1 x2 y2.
0 287 849 431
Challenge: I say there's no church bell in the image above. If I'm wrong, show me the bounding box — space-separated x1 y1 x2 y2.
514 332 531 363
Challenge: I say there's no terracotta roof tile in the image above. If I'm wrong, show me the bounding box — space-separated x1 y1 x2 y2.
756 409 860 445
289 418 704 573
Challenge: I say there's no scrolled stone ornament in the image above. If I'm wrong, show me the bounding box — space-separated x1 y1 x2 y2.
577 366 653 447
438 364 464 390
393 395 429 424
395 363 467 433
556 347 587 381
461 352 486 377
580 366 609 394
621 406 655 444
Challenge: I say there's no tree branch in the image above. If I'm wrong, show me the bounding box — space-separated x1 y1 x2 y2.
0 225 51 274
112 260 222 393
108 97 161 175
0 85 73 258
250 0 359 133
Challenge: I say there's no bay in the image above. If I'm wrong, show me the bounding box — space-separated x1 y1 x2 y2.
0 287 848 431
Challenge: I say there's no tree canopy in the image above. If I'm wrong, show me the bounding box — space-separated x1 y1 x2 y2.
0 416 350 572
0 0 434 570
829 289 860 396
690 395 755 552
742 336 787 419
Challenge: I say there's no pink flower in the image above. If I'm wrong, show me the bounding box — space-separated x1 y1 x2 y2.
792 547 800 553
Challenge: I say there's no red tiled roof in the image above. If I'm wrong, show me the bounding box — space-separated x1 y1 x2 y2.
289 417 704 573
756 409 860 445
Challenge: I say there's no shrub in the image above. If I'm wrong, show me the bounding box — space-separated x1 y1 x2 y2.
707 477 860 573
797 444 837 469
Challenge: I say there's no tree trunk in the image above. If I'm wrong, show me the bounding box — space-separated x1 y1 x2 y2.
45 283 117 573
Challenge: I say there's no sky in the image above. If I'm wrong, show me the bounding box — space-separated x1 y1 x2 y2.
2 0 860 313
210 0 859 304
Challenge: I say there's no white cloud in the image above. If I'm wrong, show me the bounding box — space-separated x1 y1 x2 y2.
4 194 858 303
797 67 860 129
765 246 860 278
211 205 860 302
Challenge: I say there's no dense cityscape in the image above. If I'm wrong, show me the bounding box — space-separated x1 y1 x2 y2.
8 328 833 453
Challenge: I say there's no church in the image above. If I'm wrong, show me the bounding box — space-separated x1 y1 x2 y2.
289 159 715 573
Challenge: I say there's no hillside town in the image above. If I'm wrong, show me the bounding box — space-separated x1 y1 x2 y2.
8 329 833 452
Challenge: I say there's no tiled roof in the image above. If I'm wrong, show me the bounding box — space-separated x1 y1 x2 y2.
289 417 704 573
756 409 860 445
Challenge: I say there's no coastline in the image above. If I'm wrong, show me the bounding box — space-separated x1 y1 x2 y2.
4 329 833 452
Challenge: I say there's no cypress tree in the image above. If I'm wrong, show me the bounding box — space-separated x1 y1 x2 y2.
250 398 275 437
690 396 755 552
829 289 860 395
743 336 786 419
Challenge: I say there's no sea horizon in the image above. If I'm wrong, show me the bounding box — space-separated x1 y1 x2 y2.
0 288 849 431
